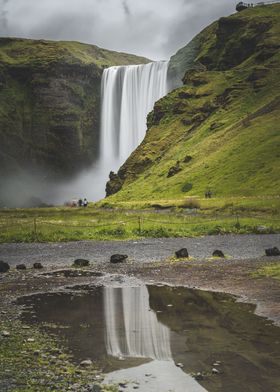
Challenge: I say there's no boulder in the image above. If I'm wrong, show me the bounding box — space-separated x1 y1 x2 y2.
175 248 189 258
110 254 128 264
73 259 90 267
16 264 27 270
265 247 280 257
33 262 43 269
212 250 225 258
0 260 10 273
167 162 182 178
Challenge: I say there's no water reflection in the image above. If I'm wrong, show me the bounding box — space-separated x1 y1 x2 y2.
104 285 172 360
17 280 280 392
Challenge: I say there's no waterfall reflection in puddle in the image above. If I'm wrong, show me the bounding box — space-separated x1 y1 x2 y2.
103 284 207 392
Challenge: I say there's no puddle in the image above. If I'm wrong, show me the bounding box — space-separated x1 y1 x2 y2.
17 280 280 392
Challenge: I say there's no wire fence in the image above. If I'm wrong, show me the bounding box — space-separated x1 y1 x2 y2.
0 214 279 237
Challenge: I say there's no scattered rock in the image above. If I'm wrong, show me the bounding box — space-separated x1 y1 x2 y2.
265 247 280 257
0 260 10 273
110 254 128 264
183 155 192 163
2 330 10 337
176 363 184 368
212 368 219 374
73 259 90 267
16 264 27 270
167 161 182 178
33 262 43 269
175 248 189 258
27 338 35 342
194 372 204 381
212 250 225 258
80 359 93 367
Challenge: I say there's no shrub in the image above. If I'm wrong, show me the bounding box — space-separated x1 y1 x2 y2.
181 182 193 193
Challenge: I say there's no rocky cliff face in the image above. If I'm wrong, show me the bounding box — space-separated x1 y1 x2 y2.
0 38 149 181
105 4 280 201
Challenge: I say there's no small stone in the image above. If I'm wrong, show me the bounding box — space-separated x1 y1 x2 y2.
0 261 10 273
33 262 43 269
265 247 280 257
80 359 93 367
27 338 35 342
212 368 219 374
176 363 184 368
2 330 10 337
110 254 128 264
212 250 225 258
16 264 27 270
194 372 204 381
213 362 220 366
175 248 189 258
145 373 152 377
73 259 90 267
34 350 40 356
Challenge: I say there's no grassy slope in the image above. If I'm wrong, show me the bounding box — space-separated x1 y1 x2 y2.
106 5 280 204
0 37 150 67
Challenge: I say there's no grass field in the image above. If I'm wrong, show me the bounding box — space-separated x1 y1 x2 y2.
0 196 279 243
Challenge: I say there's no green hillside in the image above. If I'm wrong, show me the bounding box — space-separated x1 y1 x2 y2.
105 4 280 203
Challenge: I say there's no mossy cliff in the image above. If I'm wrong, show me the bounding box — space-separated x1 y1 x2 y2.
106 4 280 201
0 38 149 179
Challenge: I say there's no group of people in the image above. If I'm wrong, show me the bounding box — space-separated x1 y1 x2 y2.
78 198 88 207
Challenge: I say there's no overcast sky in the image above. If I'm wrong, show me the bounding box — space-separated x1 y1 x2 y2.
0 0 235 60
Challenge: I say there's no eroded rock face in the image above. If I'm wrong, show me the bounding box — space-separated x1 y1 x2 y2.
105 171 124 197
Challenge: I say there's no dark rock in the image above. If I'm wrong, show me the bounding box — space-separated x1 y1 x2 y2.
265 247 280 257
183 155 192 163
110 254 128 264
105 171 124 197
175 248 189 258
16 264 27 270
167 161 182 178
212 250 225 258
194 372 204 381
73 259 90 267
0 261 10 273
33 262 43 269
181 117 192 126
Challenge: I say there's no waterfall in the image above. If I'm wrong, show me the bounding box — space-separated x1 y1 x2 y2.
104 285 172 360
100 61 169 175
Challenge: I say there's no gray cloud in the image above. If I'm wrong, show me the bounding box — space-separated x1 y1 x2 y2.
122 0 131 17
1 0 235 60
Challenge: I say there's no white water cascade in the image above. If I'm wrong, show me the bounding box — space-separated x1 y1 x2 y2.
104 285 172 360
99 61 169 181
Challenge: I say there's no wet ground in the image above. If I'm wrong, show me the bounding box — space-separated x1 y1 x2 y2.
17 280 280 392
1 234 279 267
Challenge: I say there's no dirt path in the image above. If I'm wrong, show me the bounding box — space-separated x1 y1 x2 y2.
0 234 279 266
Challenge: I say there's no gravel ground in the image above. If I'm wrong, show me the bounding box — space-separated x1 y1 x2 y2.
0 234 279 267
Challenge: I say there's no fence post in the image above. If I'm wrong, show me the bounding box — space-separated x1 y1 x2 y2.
138 216 142 235
33 218 38 241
